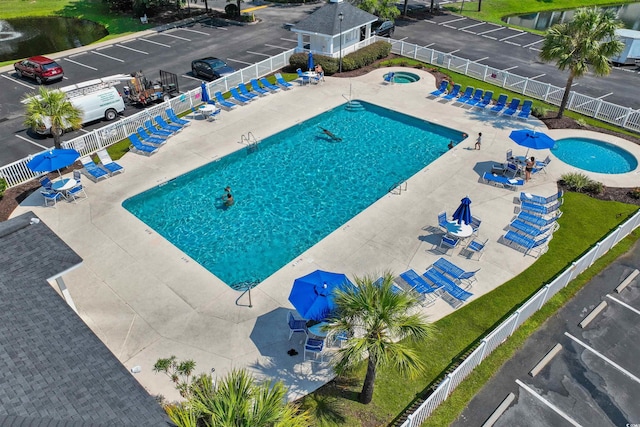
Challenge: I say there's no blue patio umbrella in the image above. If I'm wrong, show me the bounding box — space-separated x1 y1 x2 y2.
200 81 210 104
27 148 80 177
509 129 555 156
288 270 353 321
452 196 472 225
307 52 314 71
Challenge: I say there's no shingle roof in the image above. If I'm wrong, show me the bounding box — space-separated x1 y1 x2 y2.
292 1 378 36
0 212 171 427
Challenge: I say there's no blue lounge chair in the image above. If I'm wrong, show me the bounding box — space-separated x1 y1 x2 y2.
516 210 561 228
502 98 521 116
137 127 167 146
423 268 472 308
166 109 190 126
249 79 270 96
521 199 563 216
296 68 311 86
144 119 173 138
41 189 64 207
399 270 439 295
465 88 484 106
455 86 474 104
258 77 281 93
502 231 549 258
155 115 183 133
238 83 259 100
443 84 461 101
476 90 494 108
80 156 109 181
96 149 124 176
214 92 238 110
432 257 479 287
519 190 563 206
489 94 508 113
509 220 554 237
274 73 293 90
429 80 449 97
517 100 533 120
129 134 159 155
383 72 395 84
229 87 251 104
481 172 524 191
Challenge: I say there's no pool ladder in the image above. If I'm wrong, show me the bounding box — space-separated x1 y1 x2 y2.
342 83 363 111
235 280 260 308
389 180 408 195
240 132 259 153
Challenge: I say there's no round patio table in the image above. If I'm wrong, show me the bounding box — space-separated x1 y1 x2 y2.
445 221 473 238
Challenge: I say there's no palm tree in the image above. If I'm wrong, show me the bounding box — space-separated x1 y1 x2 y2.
327 272 433 404
539 7 623 118
189 369 310 427
23 86 82 149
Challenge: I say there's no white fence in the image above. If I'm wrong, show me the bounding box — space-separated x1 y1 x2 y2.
0 50 295 189
399 210 640 427
387 39 640 134
2 36 639 190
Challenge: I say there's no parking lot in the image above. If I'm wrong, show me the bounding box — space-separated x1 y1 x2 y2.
454 243 640 427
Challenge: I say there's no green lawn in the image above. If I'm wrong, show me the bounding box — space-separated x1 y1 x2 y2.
300 193 639 426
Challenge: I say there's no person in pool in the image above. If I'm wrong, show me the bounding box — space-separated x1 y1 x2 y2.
320 127 342 141
224 192 235 207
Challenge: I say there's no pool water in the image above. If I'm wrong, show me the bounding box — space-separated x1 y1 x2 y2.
552 137 637 174
123 101 463 289
385 71 420 84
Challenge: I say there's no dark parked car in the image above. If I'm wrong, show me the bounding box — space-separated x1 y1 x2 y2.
14 56 64 84
191 57 236 80
372 20 395 37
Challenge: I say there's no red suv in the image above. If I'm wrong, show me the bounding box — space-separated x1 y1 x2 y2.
14 56 64 84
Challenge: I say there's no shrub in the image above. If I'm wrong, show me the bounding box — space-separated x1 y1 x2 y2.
630 188 640 199
288 53 338 75
560 172 603 195
576 118 587 128
341 41 392 71
531 106 548 118
224 4 239 16
0 177 6 199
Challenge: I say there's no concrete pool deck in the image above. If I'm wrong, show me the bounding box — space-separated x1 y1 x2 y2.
13 68 640 402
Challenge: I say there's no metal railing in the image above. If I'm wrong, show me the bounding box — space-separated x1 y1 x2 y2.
398 210 640 427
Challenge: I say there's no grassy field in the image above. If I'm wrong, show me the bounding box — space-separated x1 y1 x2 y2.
300 192 639 426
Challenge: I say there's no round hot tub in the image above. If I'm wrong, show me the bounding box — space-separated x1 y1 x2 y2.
552 137 638 174
385 71 421 84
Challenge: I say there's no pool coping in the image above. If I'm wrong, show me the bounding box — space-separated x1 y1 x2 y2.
12 67 640 402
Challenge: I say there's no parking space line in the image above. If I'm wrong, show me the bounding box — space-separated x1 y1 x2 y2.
474 56 489 63
424 19 437 24
280 37 297 43
523 39 543 48
530 47 542 52
91 51 125 62
606 294 640 316
116 44 149 54
64 58 98 71
69 52 88 58
440 17 467 26
500 32 525 42
459 22 484 32
447 49 460 55
159 32 191 41
179 28 209 36
1 74 35 89
516 380 582 427
423 42 435 48
530 73 546 80
483 35 498 40
181 74 201 82
565 332 640 384
478 27 502 35
247 51 272 57
597 92 613 99
265 44 290 50
504 41 522 46
226 58 252 66
15 134 48 149
138 38 171 48
502 66 518 72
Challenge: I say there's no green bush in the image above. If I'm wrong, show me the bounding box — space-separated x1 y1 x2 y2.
341 41 392 71
288 53 338 75
531 105 548 118
0 177 6 199
630 188 640 199
560 172 603 195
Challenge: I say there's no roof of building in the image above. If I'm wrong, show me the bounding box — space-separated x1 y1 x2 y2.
292 1 378 36
0 212 171 427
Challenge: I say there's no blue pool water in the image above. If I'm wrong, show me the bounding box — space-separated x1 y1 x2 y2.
552 137 638 174
123 101 464 289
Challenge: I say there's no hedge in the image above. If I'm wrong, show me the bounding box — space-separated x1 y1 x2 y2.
288 41 392 74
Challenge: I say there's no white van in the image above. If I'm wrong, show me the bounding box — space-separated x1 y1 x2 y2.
25 75 128 135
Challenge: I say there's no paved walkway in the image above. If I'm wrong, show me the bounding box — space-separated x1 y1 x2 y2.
13 69 640 402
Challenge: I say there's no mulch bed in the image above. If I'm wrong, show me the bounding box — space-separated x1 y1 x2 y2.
3 63 640 221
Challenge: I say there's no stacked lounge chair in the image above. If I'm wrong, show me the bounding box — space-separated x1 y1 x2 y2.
422 268 473 308
502 231 550 258
129 134 159 155
80 156 109 181
429 80 449 97
167 109 190 126
215 92 238 110
258 77 281 93
96 149 124 176
432 257 479 288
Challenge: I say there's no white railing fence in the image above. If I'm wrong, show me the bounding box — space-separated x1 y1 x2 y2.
0 50 295 189
385 38 640 134
399 210 640 427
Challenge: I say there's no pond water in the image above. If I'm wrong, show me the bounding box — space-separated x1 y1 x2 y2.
0 17 108 62
503 3 640 31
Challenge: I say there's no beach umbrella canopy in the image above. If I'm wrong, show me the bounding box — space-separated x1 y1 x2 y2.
452 196 472 225
307 52 314 71
200 81 210 104
509 130 555 152
288 270 353 321
27 148 80 176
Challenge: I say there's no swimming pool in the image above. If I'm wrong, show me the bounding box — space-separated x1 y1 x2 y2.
552 137 638 174
123 101 464 289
